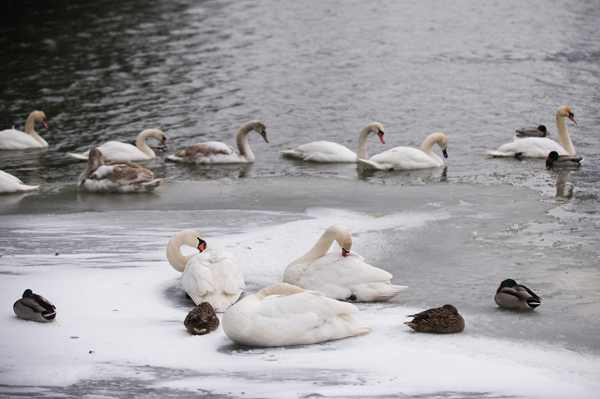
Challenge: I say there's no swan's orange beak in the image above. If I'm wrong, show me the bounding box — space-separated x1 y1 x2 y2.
342 248 350 257
197 238 207 253
568 113 577 124
378 131 385 144
161 138 168 148
261 131 269 143
42 120 48 129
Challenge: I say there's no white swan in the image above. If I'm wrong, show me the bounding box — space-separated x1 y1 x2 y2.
222 282 372 347
0 111 48 150
165 120 268 164
77 148 162 193
487 106 577 157
357 132 448 170
68 129 167 161
166 229 244 311
280 122 385 162
0 170 39 193
283 225 408 301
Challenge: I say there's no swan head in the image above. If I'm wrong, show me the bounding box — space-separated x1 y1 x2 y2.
245 120 268 143
325 225 352 257
432 133 448 158
558 106 577 124
32 111 48 128
369 122 386 144
145 129 168 149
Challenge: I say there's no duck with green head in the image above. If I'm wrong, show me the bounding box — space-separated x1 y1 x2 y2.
494 279 542 310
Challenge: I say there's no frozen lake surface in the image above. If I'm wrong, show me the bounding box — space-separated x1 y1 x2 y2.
1 0 600 397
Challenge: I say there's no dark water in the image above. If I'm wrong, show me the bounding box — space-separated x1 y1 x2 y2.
1 0 600 398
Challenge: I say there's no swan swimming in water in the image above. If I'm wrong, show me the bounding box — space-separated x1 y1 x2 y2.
0 170 39 193
222 282 372 347
357 132 448 170
0 111 48 150
280 122 385 162
166 120 268 164
77 148 162 193
68 129 167 161
283 225 408 301
488 106 577 158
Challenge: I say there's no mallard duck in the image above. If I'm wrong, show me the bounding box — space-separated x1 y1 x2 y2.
494 279 542 310
13 289 56 322
545 151 583 168
184 302 220 335
516 125 549 137
404 304 465 333
165 120 268 164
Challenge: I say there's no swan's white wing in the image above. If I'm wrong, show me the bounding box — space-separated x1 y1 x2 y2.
488 137 567 158
223 289 371 346
299 252 407 301
0 129 44 150
181 247 244 310
96 141 151 161
281 141 357 162
0 170 39 193
368 146 441 169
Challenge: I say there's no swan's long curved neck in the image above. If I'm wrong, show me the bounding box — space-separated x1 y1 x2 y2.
77 152 103 186
420 133 443 155
236 124 255 161
136 130 159 157
556 113 576 156
284 232 336 285
24 114 47 146
166 233 196 272
356 126 374 159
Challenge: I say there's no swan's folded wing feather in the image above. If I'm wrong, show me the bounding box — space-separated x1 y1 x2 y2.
303 253 393 287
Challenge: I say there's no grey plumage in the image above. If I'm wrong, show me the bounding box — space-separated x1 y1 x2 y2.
13 289 56 323
545 151 583 168
494 279 542 310
516 125 549 137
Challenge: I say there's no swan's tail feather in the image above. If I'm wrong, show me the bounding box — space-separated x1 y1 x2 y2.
373 284 408 301
357 158 384 170
280 150 302 160
486 150 513 157
67 152 89 160
18 184 39 191
140 179 162 192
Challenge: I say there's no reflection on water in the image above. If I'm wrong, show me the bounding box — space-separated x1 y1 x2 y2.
554 170 574 202
356 165 448 184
